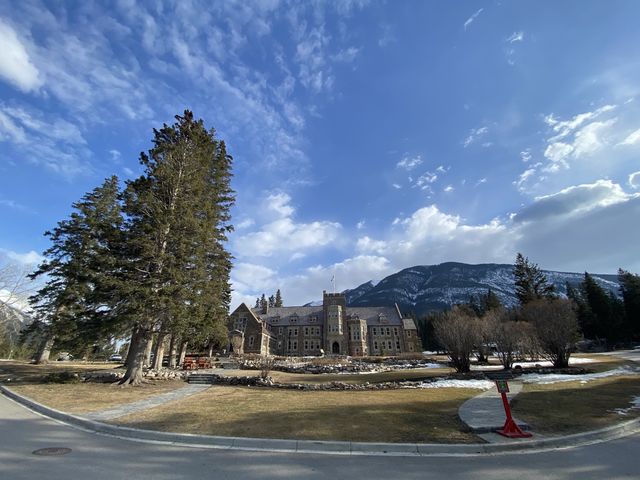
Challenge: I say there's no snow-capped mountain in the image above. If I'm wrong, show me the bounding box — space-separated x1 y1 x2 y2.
0 301 33 342
335 262 619 316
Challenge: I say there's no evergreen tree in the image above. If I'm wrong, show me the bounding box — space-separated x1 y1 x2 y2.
260 294 267 312
118 111 234 384
28 177 124 363
268 294 275 308
618 269 640 339
482 289 502 312
274 289 283 307
254 297 260 309
581 272 623 342
513 253 555 305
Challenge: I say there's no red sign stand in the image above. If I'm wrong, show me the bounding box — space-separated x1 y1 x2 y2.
495 380 532 438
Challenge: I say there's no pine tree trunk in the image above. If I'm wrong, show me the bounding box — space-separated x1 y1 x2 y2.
178 340 188 366
168 335 177 368
152 332 166 370
143 334 154 366
118 327 149 386
35 334 55 365
124 328 140 368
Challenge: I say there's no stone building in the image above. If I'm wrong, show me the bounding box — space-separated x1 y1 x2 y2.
227 291 421 356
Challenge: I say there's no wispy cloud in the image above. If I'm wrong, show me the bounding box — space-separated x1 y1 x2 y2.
396 154 422 170
0 19 43 92
506 31 524 43
463 8 484 31
463 126 489 147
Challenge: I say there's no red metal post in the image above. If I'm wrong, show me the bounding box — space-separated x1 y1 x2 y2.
495 381 532 438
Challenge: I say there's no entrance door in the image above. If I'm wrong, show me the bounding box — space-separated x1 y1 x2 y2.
332 341 340 354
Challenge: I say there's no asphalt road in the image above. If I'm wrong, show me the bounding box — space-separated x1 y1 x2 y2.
1 393 639 480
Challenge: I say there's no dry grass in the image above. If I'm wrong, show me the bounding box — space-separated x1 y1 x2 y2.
511 375 640 434
0 360 116 385
9 380 186 414
112 386 481 444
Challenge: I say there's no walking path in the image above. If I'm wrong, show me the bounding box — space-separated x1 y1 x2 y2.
457 381 529 441
83 384 210 421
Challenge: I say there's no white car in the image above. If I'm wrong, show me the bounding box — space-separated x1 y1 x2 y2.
109 354 123 362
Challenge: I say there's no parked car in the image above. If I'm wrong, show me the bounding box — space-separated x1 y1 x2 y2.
108 354 123 362
56 353 73 361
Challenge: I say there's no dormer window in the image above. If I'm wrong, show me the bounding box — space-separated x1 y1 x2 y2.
290 314 298 324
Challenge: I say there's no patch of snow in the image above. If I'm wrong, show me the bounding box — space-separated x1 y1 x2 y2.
415 379 495 389
613 396 640 416
520 366 639 385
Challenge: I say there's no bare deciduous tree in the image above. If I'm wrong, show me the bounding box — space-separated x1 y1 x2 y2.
433 306 479 373
520 298 579 368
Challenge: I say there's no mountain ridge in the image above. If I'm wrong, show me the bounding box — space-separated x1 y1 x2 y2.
306 262 619 316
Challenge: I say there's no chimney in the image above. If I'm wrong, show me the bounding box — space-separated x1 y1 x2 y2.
262 303 269 315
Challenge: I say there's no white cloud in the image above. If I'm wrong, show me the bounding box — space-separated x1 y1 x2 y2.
629 171 640 189
444 185 454 193
0 19 43 92
266 192 295 218
356 220 365 229
463 8 484 30
436 165 447 173
236 218 256 230
520 149 532 163
619 128 640 146
506 31 524 43
545 105 616 142
332 47 360 63
515 179 635 222
110 149 121 161
356 236 388 254
1 249 43 265
572 118 617 157
396 154 422 170
475 177 487 186
234 192 341 258
392 183 402 189
463 126 488 147
415 171 438 190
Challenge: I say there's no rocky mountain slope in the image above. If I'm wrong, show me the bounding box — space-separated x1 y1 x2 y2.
340 262 619 316
0 301 32 342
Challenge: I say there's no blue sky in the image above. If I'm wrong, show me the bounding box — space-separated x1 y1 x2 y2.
1 0 639 308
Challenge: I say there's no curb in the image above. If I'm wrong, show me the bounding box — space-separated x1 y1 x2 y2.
2 384 639 457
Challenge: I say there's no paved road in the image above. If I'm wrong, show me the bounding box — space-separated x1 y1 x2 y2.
1 394 639 480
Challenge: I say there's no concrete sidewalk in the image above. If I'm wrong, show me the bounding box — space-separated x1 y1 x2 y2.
84 384 210 421
458 382 530 435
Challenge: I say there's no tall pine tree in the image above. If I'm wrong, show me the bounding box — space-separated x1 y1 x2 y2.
119 111 234 384
29 177 124 363
513 253 555 305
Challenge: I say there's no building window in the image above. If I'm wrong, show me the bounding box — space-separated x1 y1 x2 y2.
374 341 378 350
293 328 298 336
304 327 309 336
386 327 391 336
396 340 400 350
279 327 283 335
292 340 298 350
407 331 411 338
372 327 377 336
249 336 255 347
409 344 414 351
393 327 398 336
304 340 309 350
310 316 317 322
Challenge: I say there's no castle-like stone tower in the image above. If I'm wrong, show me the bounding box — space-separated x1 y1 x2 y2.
323 290 347 354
